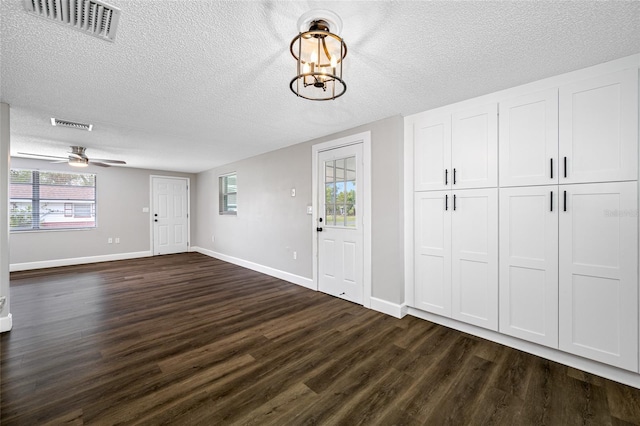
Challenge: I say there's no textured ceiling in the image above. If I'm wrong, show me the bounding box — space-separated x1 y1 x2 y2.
1 0 639 173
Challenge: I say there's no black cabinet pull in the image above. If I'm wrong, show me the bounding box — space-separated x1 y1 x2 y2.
317 227 323 232
453 194 457 211
445 169 448 186
550 191 553 212
564 157 567 178
563 191 567 212
550 158 553 179
445 194 448 211
453 168 457 185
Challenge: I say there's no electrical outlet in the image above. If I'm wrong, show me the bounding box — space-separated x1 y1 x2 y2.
108 238 113 244
293 251 297 260
115 237 120 244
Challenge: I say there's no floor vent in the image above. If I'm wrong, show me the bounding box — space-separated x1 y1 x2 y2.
23 0 121 42
51 117 93 131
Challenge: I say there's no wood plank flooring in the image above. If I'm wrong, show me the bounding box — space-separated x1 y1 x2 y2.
2 252 640 425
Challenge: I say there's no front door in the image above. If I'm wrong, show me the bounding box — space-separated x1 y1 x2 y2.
317 144 363 304
152 176 189 255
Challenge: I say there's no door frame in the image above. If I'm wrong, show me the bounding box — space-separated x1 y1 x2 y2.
150 175 191 256
312 131 372 308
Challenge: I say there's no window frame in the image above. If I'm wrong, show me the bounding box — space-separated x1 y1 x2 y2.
218 172 237 215
9 169 97 232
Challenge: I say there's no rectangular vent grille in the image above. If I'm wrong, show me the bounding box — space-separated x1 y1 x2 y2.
51 117 93 131
24 0 121 42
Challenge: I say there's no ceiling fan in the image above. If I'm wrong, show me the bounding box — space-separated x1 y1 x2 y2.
18 146 126 168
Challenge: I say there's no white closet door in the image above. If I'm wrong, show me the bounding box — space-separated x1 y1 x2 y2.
413 113 452 191
499 89 559 187
559 69 638 184
414 191 452 317
499 186 558 348
559 182 638 371
451 103 498 189
451 188 498 330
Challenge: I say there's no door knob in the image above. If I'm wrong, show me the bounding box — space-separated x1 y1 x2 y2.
317 227 323 232
154 219 158 222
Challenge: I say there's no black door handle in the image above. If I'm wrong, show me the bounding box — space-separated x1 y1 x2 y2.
453 194 457 211
564 157 567 178
445 169 448 186
550 158 553 179
154 213 158 217
154 219 158 222
453 168 457 185
563 191 567 212
445 194 448 211
317 227 323 232
550 191 553 212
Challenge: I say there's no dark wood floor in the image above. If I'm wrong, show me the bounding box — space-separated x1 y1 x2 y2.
2 253 640 425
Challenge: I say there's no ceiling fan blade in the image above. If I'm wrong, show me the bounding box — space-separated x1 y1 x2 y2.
17 152 67 160
91 159 126 164
90 161 111 167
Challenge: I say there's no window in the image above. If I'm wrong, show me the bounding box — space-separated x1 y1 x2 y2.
325 156 356 227
219 173 237 215
10 169 97 231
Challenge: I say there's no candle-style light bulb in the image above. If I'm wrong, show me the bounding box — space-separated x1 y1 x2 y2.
330 57 337 69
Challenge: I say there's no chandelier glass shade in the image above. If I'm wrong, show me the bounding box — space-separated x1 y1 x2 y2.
290 13 347 101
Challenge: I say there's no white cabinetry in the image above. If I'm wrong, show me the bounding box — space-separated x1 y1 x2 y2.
499 186 559 348
409 60 639 379
499 89 559 187
451 104 498 189
412 103 497 191
413 113 451 191
414 189 498 331
559 69 638 184
451 188 498 330
559 182 638 372
414 191 451 316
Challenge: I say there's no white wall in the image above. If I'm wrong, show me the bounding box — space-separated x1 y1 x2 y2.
194 115 405 305
9 157 196 268
1 103 11 332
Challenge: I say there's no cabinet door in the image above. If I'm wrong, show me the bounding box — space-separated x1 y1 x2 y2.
559 69 638 184
499 186 558 348
413 113 451 191
451 104 498 189
559 182 638 371
451 188 498 330
414 191 452 316
499 89 559 187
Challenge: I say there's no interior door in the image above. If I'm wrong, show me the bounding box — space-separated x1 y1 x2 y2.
318 144 363 304
152 176 189 255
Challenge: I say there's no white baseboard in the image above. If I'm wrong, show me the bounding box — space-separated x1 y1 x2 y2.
370 297 407 319
407 307 640 389
0 314 12 333
10 251 153 272
192 247 315 290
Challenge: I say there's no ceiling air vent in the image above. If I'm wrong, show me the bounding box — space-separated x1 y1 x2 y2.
51 117 93 131
23 0 121 42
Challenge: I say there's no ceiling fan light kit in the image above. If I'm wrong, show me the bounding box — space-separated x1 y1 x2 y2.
290 10 347 101
18 146 126 168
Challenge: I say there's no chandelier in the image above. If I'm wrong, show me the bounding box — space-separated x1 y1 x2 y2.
290 10 347 101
